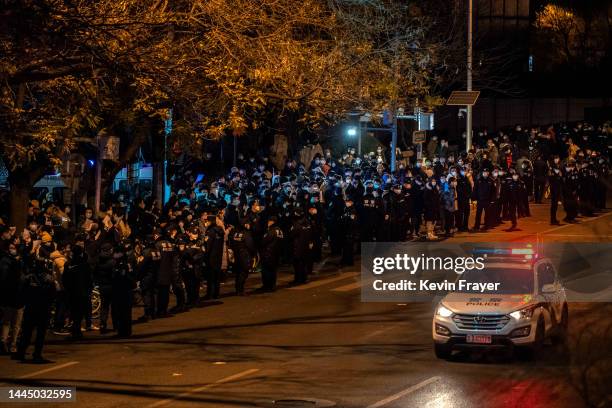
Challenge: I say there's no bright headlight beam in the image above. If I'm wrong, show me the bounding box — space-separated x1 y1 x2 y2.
437 305 453 317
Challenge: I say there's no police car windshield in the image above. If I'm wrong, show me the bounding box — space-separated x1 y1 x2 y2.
457 267 534 294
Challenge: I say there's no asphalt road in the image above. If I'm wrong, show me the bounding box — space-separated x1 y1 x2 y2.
1 202 611 408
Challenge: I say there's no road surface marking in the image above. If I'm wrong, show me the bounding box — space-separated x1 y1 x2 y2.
18 361 80 380
288 272 358 290
366 376 441 408
146 368 260 408
332 280 363 292
538 211 612 235
361 323 403 341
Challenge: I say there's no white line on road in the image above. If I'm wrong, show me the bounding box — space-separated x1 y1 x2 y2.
18 361 80 380
288 272 358 290
145 368 260 408
361 323 403 341
366 376 441 408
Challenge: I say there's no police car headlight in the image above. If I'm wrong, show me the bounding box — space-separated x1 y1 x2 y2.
510 306 535 321
436 304 453 318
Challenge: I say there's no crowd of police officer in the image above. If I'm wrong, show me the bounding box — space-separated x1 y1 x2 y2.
0 121 609 363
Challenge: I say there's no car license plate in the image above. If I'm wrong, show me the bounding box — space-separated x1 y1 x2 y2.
466 334 492 344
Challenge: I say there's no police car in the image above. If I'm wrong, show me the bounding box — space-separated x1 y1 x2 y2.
432 247 568 359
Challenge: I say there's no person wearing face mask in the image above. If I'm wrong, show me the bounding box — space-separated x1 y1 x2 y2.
517 164 532 219
533 155 548 204
489 169 502 227
454 167 472 232
203 215 224 300
62 242 92 340
0 242 25 355
229 218 256 296
471 169 495 231
360 183 380 242
401 179 416 239
387 184 408 241
181 227 205 307
259 216 283 292
410 177 425 238
337 196 357 265
306 203 324 262
441 177 457 237
577 160 596 217
595 156 609 210
14 239 56 363
423 178 440 240
479 152 492 174
111 241 136 338
426 136 438 159
290 208 313 285
562 163 579 223
504 173 523 231
548 163 564 225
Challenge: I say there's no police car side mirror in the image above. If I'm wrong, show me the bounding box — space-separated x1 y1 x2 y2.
541 283 556 294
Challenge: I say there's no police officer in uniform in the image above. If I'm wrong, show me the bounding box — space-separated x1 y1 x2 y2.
182 226 205 307
14 247 56 363
360 183 379 242
562 162 579 223
455 168 471 232
402 179 416 239
260 216 283 292
505 172 522 231
203 215 224 300
229 218 256 296
388 184 407 241
155 228 178 317
137 231 161 321
290 208 313 285
165 225 186 314
472 169 494 231
111 241 136 337
533 155 548 204
578 161 595 217
548 157 563 225
340 196 358 266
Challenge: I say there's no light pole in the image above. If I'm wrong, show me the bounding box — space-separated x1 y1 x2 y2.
466 0 473 153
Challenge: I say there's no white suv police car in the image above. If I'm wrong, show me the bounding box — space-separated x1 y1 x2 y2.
432 248 568 359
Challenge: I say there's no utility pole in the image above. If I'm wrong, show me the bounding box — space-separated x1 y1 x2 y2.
163 109 173 205
390 110 398 172
466 0 473 152
358 121 362 156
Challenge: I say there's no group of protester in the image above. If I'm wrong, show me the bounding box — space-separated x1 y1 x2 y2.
0 120 609 363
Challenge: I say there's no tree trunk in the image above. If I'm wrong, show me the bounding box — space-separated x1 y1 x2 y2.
9 179 31 231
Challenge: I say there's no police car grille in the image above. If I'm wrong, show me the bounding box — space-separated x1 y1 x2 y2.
452 314 509 330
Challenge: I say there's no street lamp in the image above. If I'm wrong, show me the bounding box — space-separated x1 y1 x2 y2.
347 127 358 137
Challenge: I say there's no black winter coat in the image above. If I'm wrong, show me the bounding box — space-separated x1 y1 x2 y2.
0 252 25 307
205 225 225 271
261 225 283 266
423 185 441 221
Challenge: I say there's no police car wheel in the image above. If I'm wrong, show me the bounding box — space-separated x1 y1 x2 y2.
434 343 452 359
524 318 545 360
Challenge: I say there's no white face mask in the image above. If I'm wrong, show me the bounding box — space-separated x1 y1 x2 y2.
512 175 519 181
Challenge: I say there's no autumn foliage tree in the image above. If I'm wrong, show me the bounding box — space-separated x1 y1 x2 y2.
1 0 460 227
